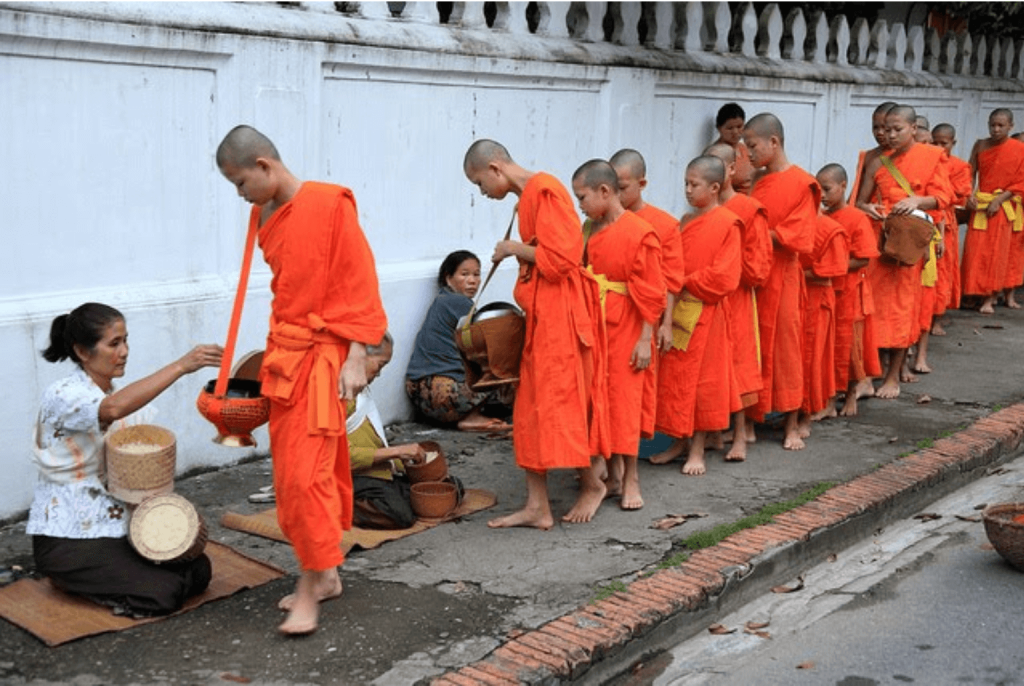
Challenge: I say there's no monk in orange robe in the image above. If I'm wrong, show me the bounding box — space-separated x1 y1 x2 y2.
704 142 772 462
609 149 684 446
857 105 952 400
817 164 880 418
798 212 848 439
572 159 664 515
217 125 388 635
962 109 1024 313
463 140 609 529
744 113 819 451
931 124 973 322
848 101 898 205
712 102 754 195
653 156 741 475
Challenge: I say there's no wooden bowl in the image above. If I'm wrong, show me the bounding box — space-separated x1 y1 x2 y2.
410 481 458 519
406 440 448 483
982 503 1024 572
106 424 176 504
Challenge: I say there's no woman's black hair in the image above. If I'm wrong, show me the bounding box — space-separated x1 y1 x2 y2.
41 302 124 366
716 102 746 128
437 250 481 289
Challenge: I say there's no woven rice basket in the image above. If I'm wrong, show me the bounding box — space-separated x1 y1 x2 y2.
410 481 458 519
129 493 208 563
105 424 176 504
982 503 1024 572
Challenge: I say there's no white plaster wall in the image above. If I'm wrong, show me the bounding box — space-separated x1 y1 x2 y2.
1 2 1022 518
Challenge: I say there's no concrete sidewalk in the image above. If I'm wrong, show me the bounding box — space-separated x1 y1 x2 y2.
1 304 1023 686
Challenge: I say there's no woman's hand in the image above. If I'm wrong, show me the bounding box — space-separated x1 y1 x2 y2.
375 444 427 465
339 342 368 401
176 344 224 375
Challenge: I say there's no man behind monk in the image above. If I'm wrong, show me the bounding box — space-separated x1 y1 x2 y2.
463 140 609 529
849 101 898 204
743 113 819 450
651 156 741 475
217 125 387 635
571 159 664 517
856 105 952 400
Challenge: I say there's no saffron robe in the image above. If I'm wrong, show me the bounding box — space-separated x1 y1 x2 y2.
513 172 610 471
655 206 741 438
749 165 820 421
801 215 849 414
635 203 683 439
723 193 772 408
733 143 755 196
937 155 972 312
830 205 880 388
868 144 951 350
587 212 665 456
256 182 388 572
962 139 1024 295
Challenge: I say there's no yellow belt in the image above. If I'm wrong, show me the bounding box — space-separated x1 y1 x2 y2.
921 239 938 287
671 291 704 351
973 190 1023 232
586 266 629 312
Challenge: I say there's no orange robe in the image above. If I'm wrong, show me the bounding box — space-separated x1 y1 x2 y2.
655 206 741 438
256 182 388 572
938 155 972 312
801 215 848 414
513 173 609 471
733 143 754 196
723 193 772 408
868 144 951 349
634 203 683 440
587 212 665 456
962 139 1024 296
749 166 820 421
830 205 880 389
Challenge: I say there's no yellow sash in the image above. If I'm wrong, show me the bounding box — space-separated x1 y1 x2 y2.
921 239 938 287
586 266 629 312
972 190 1024 232
671 292 704 351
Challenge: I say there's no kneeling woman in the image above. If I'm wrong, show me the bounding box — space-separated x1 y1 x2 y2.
405 250 512 432
28 302 223 616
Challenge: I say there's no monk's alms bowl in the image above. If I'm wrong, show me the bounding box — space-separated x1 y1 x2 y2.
196 378 270 448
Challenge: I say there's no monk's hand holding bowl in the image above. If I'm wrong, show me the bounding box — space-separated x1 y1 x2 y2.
889 197 921 216
862 203 886 222
339 341 369 401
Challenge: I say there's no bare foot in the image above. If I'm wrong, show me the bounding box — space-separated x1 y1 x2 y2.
931 321 947 336
278 569 343 636
603 455 624 497
489 507 555 530
900 367 919 383
457 416 512 432
876 379 901 399
706 432 725 451
854 379 875 400
620 473 643 511
562 480 607 523
980 296 996 314
648 438 688 465
724 440 747 462
911 360 932 374
810 399 837 421
783 430 806 451
839 393 858 417
278 570 343 612
721 429 757 444
1008 299 1022 310
797 414 812 439
681 454 706 475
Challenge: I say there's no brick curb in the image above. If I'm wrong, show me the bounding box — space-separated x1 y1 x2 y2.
427 404 1024 685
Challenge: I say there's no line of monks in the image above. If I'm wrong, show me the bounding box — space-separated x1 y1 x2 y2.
463 103 1024 531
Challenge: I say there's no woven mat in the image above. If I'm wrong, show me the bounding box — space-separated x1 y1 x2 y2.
0 541 284 646
221 488 497 553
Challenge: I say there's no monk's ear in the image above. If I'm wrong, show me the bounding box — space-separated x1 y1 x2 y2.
710 181 722 195
638 177 648 192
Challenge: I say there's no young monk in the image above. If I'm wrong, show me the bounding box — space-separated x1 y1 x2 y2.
572 159 664 513
958 110 1024 315
702 142 772 461
653 156 741 475
798 211 849 437
931 123 972 323
463 140 609 528
849 101 898 204
914 116 932 144
817 164 880 417
856 105 952 399
608 149 685 449
963 109 1024 312
217 125 388 635
744 113 820 450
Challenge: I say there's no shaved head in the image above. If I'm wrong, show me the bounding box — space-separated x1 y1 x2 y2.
932 123 956 138
216 125 281 169
817 163 847 184
687 155 726 185
572 159 619 190
703 142 736 165
991 108 1014 124
887 105 917 125
915 115 930 129
874 101 898 116
744 113 785 145
464 139 513 172
609 148 646 179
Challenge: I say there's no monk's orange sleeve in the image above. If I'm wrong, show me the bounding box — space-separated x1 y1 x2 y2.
684 218 741 304
628 231 667 325
741 205 773 288
532 188 584 283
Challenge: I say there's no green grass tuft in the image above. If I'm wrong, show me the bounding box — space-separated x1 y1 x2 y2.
589 580 627 604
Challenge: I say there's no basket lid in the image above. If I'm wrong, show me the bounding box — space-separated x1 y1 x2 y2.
129 494 201 562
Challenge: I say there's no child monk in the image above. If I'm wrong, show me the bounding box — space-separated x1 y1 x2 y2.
463 140 610 528
931 123 973 323
653 156 741 475
571 159 665 514
608 149 685 447
848 101 898 204
962 109 1024 313
856 105 952 399
702 142 772 461
744 113 820 450
817 163 880 417
798 211 849 438
914 116 932 144
216 125 388 635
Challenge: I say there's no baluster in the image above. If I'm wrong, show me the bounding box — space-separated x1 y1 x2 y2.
455 2 487 28
500 2 530 33
906 25 924 72
300 2 338 13
867 19 889 69
733 2 757 57
756 3 783 59
401 1 437 22
649 2 674 49
679 1 703 53
973 34 988 76
1005 38 1019 79
889 22 906 70
923 27 941 73
941 31 957 74
616 2 641 46
847 17 868 66
806 10 828 64
957 32 973 76
535 2 570 39
782 7 806 61
703 1 731 53
582 2 606 42
354 1 392 19
1015 40 1024 80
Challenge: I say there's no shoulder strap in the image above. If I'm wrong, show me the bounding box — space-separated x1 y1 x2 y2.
879 155 915 198
466 205 518 320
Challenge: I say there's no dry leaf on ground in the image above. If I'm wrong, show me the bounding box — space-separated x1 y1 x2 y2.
955 514 982 522
708 623 736 635
650 513 708 530
771 575 805 594
796 661 816 670
745 620 770 630
916 394 931 404
913 512 942 521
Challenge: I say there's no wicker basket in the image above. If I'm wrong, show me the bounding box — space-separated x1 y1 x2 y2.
982 503 1024 572
105 424 176 504
129 493 208 564
196 378 270 447
406 441 449 483
410 481 458 519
